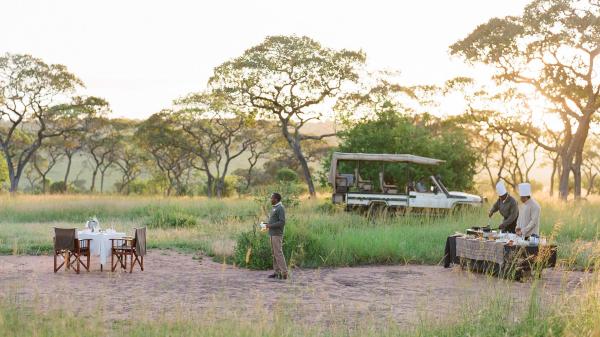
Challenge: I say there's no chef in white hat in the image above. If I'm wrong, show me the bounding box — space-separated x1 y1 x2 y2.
488 181 519 233
516 182 541 238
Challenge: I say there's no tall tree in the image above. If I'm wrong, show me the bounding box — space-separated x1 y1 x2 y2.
113 138 146 195
582 134 600 196
450 0 600 199
0 54 102 192
58 131 84 186
136 111 195 196
209 35 366 196
31 139 64 193
460 108 541 191
172 92 260 198
239 121 276 190
84 117 119 192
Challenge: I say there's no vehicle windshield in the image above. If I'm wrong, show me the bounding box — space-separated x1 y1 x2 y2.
432 176 450 195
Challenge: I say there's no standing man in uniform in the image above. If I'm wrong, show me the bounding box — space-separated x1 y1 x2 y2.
264 192 288 280
488 181 519 233
516 182 541 238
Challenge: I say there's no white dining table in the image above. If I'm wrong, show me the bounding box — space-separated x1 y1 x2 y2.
77 230 126 270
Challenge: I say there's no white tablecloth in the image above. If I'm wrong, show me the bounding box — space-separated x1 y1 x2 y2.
77 230 126 266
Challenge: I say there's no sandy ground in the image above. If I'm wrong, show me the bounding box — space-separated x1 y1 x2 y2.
0 251 590 328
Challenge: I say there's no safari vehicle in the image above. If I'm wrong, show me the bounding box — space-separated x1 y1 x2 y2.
328 152 484 214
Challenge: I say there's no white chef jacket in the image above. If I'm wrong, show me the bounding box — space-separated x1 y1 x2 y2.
517 198 541 237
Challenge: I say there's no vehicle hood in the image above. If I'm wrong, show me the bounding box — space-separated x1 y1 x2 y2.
448 191 483 202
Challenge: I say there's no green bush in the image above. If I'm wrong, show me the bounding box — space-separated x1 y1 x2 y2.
252 181 304 209
49 181 67 194
127 179 149 195
233 225 323 270
0 153 8 189
145 208 198 228
276 168 298 182
315 200 340 214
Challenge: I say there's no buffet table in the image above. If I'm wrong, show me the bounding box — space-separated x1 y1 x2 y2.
444 234 557 280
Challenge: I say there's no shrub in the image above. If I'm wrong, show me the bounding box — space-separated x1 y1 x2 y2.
222 175 240 197
233 224 323 270
127 179 149 195
276 168 298 183
315 200 340 214
49 181 67 194
252 181 304 209
0 153 8 189
145 208 198 228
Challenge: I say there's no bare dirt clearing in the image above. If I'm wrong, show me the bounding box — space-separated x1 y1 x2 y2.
0 251 588 328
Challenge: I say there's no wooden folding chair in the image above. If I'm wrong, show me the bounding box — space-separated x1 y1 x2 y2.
110 227 146 273
53 228 91 274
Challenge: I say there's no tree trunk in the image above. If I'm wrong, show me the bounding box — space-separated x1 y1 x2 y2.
572 164 582 200
205 174 214 198
64 155 73 186
549 157 558 197
292 142 316 197
42 175 48 194
585 173 596 197
570 113 592 200
100 171 106 193
9 174 19 194
90 167 99 192
215 177 225 198
281 126 316 197
558 154 571 200
245 169 254 190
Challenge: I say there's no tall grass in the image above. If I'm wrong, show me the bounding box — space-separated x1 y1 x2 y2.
1 194 600 268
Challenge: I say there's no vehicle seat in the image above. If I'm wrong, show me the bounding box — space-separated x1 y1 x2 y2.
355 168 372 192
379 172 398 194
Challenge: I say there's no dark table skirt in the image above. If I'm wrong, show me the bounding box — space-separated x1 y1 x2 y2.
444 235 557 280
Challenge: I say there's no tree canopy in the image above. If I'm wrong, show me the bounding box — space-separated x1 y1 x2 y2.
0 53 105 192
329 107 478 192
209 35 366 196
450 0 600 199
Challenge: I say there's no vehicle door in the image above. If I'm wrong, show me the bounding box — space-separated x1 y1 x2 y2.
408 179 443 209
429 176 450 208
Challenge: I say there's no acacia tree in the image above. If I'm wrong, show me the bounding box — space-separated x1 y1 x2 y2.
582 134 600 195
239 120 276 190
113 138 146 194
0 54 102 193
172 92 261 198
450 0 600 199
460 108 541 191
209 35 366 196
136 111 195 196
58 131 84 186
83 117 120 192
31 139 64 193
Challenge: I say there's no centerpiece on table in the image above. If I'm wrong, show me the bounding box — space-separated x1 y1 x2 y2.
86 217 100 232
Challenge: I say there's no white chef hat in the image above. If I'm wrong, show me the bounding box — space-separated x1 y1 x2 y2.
518 183 531 197
495 181 507 196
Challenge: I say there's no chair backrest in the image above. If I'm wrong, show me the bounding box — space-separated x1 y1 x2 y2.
54 228 76 251
134 227 146 256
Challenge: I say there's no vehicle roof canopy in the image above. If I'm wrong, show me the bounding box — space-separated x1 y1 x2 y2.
328 152 445 185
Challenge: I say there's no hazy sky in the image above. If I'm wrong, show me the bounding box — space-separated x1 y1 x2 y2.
1 0 530 119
